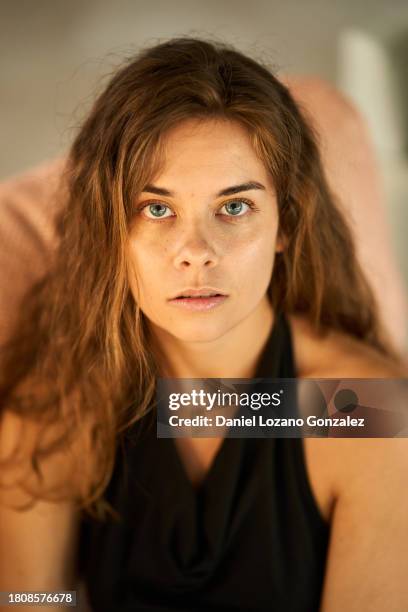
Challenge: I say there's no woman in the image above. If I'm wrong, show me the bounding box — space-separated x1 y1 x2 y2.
0 37 407 612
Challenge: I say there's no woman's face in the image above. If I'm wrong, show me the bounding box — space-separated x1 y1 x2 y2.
127 117 282 343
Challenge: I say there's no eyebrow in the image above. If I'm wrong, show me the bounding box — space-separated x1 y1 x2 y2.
141 181 266 198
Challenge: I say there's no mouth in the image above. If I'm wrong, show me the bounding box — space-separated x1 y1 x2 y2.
174 292 225 299
168 289 229 311
170 288 227 299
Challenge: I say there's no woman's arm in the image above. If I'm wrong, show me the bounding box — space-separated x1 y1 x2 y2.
319 437 408 611
0 411 82 611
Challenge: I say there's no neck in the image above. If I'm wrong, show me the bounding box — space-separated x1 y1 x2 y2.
149 296 275 379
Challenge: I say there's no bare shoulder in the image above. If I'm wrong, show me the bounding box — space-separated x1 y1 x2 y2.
286 313 408 526
318 438 408 610
287 313 407 378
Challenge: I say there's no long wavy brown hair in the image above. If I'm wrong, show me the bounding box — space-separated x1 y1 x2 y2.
0 37 402 521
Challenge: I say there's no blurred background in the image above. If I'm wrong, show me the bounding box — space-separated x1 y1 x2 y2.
1 0 407 347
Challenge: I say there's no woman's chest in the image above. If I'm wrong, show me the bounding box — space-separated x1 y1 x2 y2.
173 434 335 524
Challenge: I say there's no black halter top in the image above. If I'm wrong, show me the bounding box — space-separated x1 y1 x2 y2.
78 312 330 611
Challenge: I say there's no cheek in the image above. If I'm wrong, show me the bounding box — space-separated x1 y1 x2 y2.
128 232 166 272
226 223 277 282
126 235 165 304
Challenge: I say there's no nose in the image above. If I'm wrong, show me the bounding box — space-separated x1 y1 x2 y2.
172 224 219 270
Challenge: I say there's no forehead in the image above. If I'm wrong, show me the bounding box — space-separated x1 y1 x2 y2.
154 118 272 191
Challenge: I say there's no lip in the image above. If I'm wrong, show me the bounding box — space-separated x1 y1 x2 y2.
170 287 227 299
168 294 229 311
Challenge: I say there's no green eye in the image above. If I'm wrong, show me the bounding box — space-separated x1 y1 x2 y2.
146 203 173 218
137 198 255 221
222 200 251 216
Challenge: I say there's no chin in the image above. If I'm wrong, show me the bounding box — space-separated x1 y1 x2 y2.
161 316 236 344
